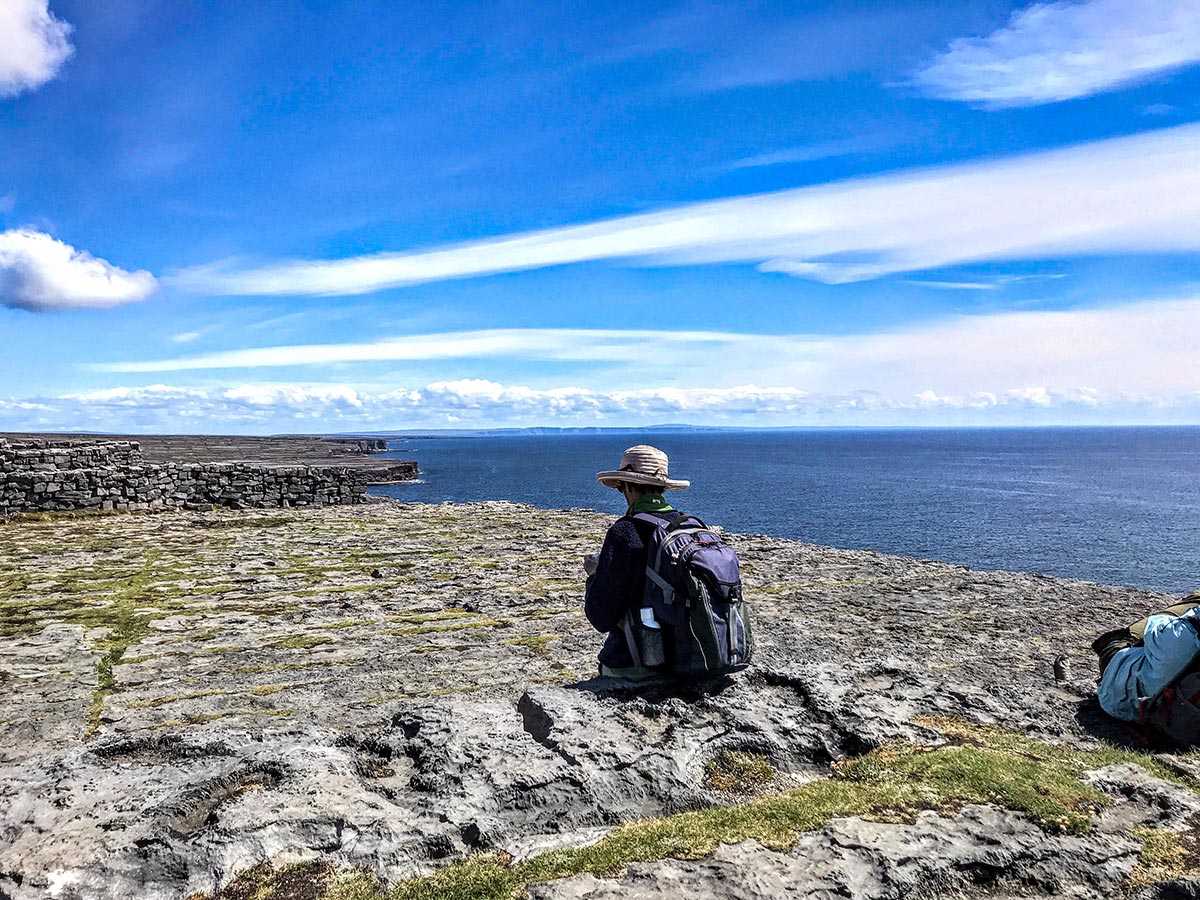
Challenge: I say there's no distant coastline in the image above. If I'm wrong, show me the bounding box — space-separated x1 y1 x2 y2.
344 423 1200 439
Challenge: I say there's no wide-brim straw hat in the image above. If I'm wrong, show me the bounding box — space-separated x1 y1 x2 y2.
596 444 690 491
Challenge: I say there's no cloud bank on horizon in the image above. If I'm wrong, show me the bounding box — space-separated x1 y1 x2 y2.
0 295 1167 430
4 376 1198 434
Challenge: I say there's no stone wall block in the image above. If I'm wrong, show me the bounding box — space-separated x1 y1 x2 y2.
0 439 376 514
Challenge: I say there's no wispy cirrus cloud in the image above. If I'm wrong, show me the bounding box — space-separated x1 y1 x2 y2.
168 322 226 344
902 273 1067 291
0 228 158 312
94 329 796 373
912 0 1200 107
0 0 73 98
721 139 877 172
172 124 1200 296
902 280 1001 291
616 3 963 92
90 296 1200 405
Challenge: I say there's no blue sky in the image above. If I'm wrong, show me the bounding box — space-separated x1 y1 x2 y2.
1 0 1198 432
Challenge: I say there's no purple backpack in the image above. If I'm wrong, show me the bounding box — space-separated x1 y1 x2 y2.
621 512 753 677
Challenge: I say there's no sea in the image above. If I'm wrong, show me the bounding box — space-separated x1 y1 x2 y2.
369 427 1200 595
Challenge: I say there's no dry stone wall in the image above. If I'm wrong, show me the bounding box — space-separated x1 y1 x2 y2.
2 439 143 472
0 438 410 514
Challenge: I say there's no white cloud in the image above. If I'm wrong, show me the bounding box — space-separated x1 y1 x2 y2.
3 378 1196 434
723 139 877 171
91 296 1200 400
172 124 1200 295
912 0 1200 107
0 0 73 98
169 323 225 344
95 328 799 373
902 280 1001 291
0 228 158 311
904 272 1068 290
835 297 1200 400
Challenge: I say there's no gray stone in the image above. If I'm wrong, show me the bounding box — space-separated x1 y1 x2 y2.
528 806 1141 900
0 499 1191 899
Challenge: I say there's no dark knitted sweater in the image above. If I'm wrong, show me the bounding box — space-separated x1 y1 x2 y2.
584 509 682 668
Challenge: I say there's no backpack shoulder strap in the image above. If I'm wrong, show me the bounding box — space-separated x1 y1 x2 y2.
666 513 707 532
626 511 667 538
629 511 666 525
629 511 689 538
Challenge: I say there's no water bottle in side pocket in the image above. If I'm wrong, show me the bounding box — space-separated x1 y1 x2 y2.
638 607 666 668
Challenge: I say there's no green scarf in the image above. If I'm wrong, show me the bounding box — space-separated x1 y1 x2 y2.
627 494 673 516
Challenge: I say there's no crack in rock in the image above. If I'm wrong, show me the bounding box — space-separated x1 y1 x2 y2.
158 763 286 837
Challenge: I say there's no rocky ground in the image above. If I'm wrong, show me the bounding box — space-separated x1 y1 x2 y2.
2 499 1198 899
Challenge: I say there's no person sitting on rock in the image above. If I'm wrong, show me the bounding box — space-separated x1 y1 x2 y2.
1094 597 1200 723
583 445 689 679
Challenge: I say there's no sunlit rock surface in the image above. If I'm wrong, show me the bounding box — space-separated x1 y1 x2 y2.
1 500 1195 899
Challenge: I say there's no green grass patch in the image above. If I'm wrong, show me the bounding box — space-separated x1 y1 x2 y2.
112 650 178 665
529 670 578 685
388 609 478 624
502 634 555 657
290 583 399 598
385 620 505 637
125 689 230 708
704 751 776 793
505 608 572 621
226 658 364 676
248 683 290 696
194 516 295 529
155 708 293 728
1128 827 1197 890
269 634 335 650
83 553 164 738
4 508 125 524
405 643 477 655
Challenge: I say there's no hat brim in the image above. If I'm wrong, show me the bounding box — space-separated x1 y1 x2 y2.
596 470 690 490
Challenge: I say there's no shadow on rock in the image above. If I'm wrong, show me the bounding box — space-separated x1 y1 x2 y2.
564 673 739 703
1071 694 1200 756
1074 694 1151 749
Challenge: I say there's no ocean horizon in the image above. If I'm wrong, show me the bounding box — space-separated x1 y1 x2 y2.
370 425 1200 596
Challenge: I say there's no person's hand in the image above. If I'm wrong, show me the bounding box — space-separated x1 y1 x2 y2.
583 552 600 577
